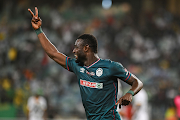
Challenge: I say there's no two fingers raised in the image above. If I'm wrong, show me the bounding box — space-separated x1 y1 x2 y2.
28 7 39 18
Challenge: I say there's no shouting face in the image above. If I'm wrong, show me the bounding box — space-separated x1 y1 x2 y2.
73 39 86 63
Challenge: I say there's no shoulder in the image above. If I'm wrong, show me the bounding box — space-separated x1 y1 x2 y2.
99 59 123 68
27 96 35 104
99 59 113 64
67 57 76 62
28 96 34 101
97 59 112 68
66 57 79 67
67 57 83 66
40 96 46 101
105 59 123 67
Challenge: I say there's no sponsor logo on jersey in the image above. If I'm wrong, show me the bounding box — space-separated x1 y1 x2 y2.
96 68 103 77
86 71 95 76
80 79 103 89
124 68 129 76
80 68 95 76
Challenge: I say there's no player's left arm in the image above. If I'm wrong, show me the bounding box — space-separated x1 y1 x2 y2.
116 74 143 106
125 74 143 95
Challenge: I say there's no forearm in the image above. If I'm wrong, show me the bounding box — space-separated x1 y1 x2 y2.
128 74 143 95
37 32 59 56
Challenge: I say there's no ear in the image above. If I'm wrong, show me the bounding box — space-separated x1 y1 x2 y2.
84 44 90 52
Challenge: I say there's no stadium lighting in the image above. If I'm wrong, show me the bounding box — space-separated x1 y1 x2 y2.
102 0 112 9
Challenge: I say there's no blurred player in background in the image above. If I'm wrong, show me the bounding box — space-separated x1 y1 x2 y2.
174 87 180 120
27 91 47 120
131 88 149 120
27 7 143 120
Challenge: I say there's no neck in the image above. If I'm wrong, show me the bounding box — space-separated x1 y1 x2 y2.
84 53 99 67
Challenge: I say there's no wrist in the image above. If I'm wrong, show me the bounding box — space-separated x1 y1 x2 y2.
35 27 43 35
127 90 134 96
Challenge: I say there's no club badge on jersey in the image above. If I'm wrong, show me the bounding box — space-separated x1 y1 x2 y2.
96 68 103 77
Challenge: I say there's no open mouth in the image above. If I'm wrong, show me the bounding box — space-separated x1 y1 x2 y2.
74 55 78 59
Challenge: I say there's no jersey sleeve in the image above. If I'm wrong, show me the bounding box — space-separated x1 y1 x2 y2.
110 61 131 81
66 57 77 72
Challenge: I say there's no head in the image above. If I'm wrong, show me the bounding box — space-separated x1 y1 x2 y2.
73 34 98 63
33 89 43 98
35 93 40 98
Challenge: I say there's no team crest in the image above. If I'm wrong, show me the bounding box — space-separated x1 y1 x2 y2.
96 68 103 77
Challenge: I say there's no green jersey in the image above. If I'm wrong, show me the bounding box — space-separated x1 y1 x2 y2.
66 57 131 120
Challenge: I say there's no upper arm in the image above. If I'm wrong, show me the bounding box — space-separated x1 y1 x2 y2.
48 51 67 68
124 74 136 85
110 61 131 81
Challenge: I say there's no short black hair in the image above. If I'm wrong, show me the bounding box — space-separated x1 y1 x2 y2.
77 34 98 53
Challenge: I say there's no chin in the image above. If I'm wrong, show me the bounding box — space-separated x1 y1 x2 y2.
75 59 80 63
75 55 86 64
75 59 84 65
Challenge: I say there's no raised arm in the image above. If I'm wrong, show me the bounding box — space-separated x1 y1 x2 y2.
28 7 67 68
116 74 143 107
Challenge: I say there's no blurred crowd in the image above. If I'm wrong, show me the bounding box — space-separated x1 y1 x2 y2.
0 0 180 120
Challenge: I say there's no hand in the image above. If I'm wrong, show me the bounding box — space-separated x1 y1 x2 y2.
116 93 133 108
28 7 42 30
